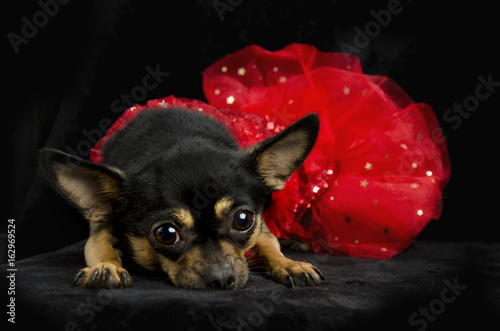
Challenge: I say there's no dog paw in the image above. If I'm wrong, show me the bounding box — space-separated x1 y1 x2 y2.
267 258 325 288
72 262 132 289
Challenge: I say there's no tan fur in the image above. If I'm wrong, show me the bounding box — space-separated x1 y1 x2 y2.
128 236 209 288
157 255 181 282
76 224 131 288
171 208 195 228
76 262 130 289
128 235 161 271
219 240 249 287
243 214 264 251
253 227 321 287
84 224 122 267
158 247 204 288
155 241 250 289
214 198 234 220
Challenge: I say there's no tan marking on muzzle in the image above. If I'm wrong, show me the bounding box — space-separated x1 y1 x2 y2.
128 235 160 271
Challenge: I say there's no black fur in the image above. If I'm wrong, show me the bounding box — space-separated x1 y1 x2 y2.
103 109 268 259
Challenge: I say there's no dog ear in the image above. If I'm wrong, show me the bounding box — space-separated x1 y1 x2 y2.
39 148 125 223
244 113 320 192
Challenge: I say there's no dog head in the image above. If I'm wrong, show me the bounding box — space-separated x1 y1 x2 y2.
40 113 319 290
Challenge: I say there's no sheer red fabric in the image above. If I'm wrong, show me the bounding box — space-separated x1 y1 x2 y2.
91 43 450 259
203 44 450 258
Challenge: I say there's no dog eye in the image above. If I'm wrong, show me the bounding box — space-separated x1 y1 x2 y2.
233 211 254 231
154 224 180 245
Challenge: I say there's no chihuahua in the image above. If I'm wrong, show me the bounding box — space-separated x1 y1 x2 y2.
39 108 324 290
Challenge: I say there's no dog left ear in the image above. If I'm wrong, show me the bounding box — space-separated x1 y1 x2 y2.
244 113 320 192
39 148 125 223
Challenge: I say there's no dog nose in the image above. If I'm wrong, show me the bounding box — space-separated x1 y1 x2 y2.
204 262 236 290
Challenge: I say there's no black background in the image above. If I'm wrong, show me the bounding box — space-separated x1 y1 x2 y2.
5 0 499 260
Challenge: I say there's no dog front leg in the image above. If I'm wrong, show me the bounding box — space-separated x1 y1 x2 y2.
254 226 324 288
73 224 131 289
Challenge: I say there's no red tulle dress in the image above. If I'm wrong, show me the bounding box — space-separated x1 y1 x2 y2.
91 43 450 259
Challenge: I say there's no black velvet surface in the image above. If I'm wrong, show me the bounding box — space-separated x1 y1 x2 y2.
4 240 499 330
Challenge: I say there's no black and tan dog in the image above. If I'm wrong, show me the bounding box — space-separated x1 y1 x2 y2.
40 108 324 290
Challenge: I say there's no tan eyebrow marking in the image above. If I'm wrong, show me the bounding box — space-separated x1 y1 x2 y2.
214 198 234 220
172 209 195 228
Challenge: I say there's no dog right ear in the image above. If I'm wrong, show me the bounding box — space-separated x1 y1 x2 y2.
242 113 320 192
39 148 125 223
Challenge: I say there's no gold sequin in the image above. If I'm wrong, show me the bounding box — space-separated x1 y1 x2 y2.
226 95 235 104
